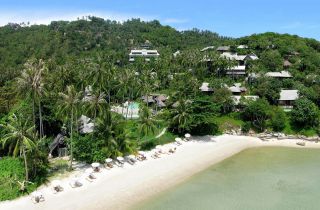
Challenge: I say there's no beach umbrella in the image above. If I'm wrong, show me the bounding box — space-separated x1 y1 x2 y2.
91 162 100 168
105 158 113 163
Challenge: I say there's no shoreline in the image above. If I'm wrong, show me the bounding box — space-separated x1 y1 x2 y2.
1 135 320 210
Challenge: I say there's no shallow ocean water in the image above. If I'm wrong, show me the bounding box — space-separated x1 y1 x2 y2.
133 147 320 210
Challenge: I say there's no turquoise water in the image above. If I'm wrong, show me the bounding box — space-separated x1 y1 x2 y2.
128 102 139 109
133 147 320 210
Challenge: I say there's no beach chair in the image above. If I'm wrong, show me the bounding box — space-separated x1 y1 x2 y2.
69 178 83 188
116 157 125 167
84 168 96 182
31 191 45 203
136 151 147 161
105 158 114 168
175 137 183 145
51 180 63 194
125 155 137 165
169 147 177 154
91 162 101 172
151 149 161 159
184 133 191 141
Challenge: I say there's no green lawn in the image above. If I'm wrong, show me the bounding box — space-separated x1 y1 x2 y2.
123 119 176 151
214 114 244 132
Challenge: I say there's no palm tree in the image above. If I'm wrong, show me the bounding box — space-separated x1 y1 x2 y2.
171 99 192 134
85 90 107 120
57 85 82 170
1 114 36 181
17 59 46 138
138 105 157 137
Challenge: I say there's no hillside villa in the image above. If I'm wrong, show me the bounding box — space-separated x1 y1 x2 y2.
265 71 293 79
199 82 214 93
129 49 160 62
278 89 299 111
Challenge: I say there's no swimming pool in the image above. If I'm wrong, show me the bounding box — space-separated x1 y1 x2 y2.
128 102 139 109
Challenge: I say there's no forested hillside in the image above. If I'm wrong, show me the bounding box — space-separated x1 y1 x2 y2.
0 17 231 84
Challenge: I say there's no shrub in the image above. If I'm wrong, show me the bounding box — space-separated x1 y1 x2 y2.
139 140 156 151
242 99 270 132
291 98 319 128
190 119 219 136
241 122 251 134
270 108 286 132
0 157 37 201
73 134 112 163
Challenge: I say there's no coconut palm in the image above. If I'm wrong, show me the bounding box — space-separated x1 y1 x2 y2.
17 59 46 138
86 54 117 104
138 105 157 137
1 114 36 181
85 90 107 120
171 99 192 134
57 85 82 170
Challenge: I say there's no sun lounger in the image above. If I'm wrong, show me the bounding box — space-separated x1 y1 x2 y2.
105 158 114 168
169 147 177 154
31 191 45 203
91 162 101 172
69 178 83 188
116 157 125 167
175 137 183 145
84 168 96 182
125 155 137 165
151 149 161 159
51 180 63 193
136 151 147 161
184 133 191 141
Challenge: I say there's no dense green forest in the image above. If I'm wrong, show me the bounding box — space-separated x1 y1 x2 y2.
0 17 320 200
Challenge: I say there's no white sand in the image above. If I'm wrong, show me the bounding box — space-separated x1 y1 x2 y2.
1 135 320 210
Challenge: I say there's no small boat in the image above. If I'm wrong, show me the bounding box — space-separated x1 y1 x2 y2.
296 142 306 146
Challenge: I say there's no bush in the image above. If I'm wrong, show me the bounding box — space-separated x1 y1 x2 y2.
190 119 219 136
73 134 111 163
291 98 319 128
139 140 157 151
242 99 270 132
241 122 251 134
270 108 286 132
0 157 37 201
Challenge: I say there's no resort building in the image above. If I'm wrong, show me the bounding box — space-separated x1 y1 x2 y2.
216 46 230 53
141 94 168 108
283 60 292 69
222 52 257 65
228 83 247 95
199 82 214 93
129 49 160 62
226 65 247 76
278 89 299 110
265 71 292 79
245 53 259 61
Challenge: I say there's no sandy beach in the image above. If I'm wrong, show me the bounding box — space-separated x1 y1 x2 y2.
1 134 320 210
